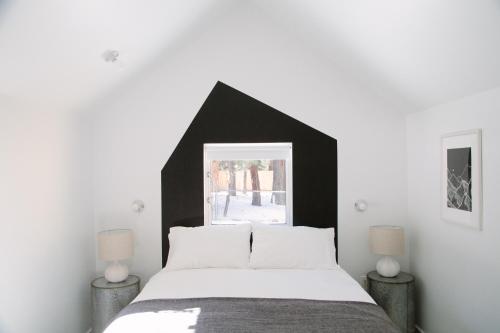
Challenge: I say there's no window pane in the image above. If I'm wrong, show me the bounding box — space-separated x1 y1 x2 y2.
209 160 287 224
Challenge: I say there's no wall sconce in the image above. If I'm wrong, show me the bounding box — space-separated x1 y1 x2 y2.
131 200 145 213
354 200 368 212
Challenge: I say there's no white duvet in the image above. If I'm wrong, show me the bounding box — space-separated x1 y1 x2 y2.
134 266 374 304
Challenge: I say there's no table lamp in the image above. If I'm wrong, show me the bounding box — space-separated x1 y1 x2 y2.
98 229 134 283
369 225 404 277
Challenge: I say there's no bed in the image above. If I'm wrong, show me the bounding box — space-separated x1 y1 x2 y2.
104 225 398 333
105 267 397 332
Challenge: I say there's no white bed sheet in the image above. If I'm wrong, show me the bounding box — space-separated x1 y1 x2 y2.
133 266 374 304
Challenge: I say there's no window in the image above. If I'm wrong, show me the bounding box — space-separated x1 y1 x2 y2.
204 143 293 226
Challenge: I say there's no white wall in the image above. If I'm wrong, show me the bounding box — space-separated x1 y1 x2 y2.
90 4 408 284
407 87 500 332
0 101 95 333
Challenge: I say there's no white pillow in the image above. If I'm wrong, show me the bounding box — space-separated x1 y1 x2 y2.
249 225 337 269
166 224 251 271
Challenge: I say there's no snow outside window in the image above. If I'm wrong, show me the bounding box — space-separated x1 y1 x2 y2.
203 143 293 226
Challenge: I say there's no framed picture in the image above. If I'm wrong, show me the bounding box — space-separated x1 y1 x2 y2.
441 129 482 229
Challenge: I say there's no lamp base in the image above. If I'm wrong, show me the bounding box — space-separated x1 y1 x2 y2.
376 256 400 277
105 261 129 283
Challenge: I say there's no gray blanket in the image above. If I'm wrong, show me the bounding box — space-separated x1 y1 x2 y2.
113 298 399 332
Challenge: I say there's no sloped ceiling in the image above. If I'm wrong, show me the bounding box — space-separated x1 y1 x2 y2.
255 0 500 111
1 0 499 112
0 0 236 110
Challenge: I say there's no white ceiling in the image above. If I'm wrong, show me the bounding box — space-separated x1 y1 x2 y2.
0 0 236 111
1 0 500 112
256 0 500 111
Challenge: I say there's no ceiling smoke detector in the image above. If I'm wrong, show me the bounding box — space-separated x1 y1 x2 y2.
102 49 120 63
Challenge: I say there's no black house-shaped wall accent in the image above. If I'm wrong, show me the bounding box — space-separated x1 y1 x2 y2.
161 82 338 266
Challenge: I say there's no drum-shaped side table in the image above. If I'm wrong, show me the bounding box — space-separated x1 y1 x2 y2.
367 271 415 333
91 275 140 333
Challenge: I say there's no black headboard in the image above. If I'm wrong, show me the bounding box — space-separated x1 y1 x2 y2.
161 82 338 267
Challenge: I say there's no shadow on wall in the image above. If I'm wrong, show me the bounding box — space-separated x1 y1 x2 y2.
0 0 14 18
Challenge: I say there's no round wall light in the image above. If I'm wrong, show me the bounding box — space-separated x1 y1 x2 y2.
131 200 145 213
354 200 368 212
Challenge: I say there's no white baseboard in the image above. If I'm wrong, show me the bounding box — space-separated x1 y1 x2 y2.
415 325 425 333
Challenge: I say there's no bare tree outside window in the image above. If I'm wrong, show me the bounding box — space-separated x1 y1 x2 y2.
249 162 261 206
271 160 286 205
204 143 292 226
208 159 287 224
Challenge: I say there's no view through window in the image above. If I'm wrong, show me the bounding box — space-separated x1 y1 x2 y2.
204 143 292 225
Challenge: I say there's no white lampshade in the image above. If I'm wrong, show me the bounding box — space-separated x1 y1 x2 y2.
369 225 404 256
98 229 134 261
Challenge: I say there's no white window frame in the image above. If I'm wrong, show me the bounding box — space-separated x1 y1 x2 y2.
203 142 293 226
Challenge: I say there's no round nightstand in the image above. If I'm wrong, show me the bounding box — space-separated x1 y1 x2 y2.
91 275 140 333
367 271 415 333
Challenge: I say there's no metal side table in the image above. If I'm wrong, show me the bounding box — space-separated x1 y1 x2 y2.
367 271 415 333
91 275 140 333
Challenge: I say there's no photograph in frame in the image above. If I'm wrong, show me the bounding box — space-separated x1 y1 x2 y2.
441 129 482 229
